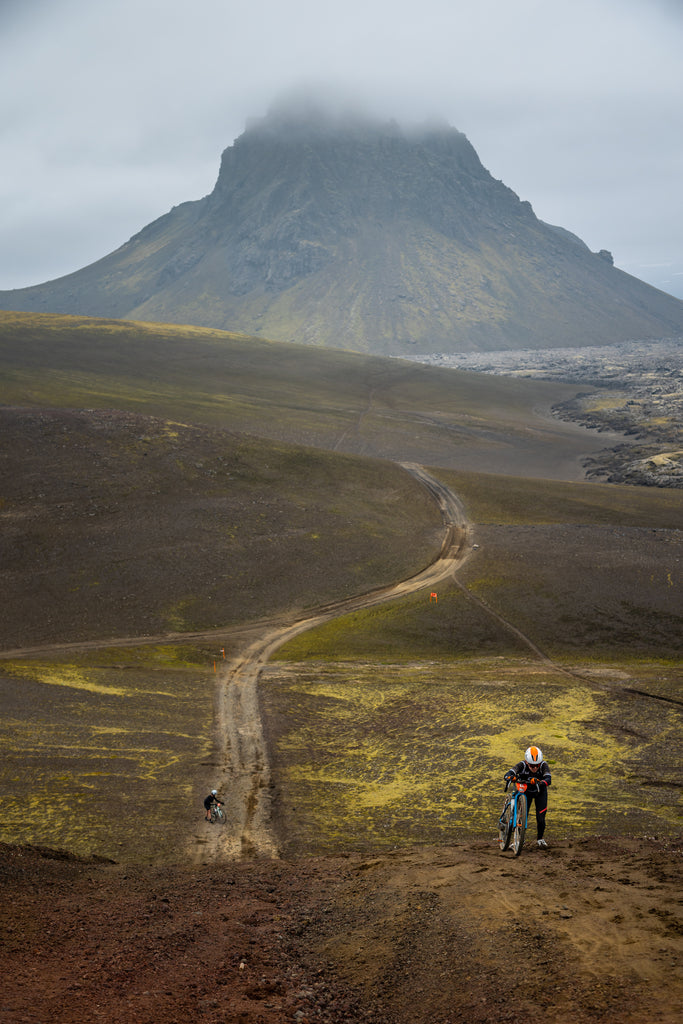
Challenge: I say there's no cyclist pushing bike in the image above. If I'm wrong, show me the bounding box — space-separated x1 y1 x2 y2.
203 788 223 823
504 745 552 849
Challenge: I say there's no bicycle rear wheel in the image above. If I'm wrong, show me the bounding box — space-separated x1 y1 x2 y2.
498 798 513 851
512 793 527 856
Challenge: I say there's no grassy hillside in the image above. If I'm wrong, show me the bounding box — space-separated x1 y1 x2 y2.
275 469 682 663
0 310 616 478
0 407 443 649
0 311 680 864
266 469 681 856
261 658 681 856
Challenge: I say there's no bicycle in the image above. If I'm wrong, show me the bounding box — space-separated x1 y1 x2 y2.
210 803 225 825
498 777 529 856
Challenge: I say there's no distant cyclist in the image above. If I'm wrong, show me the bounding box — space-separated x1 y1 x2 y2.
204 789 223 823
504 745 552 848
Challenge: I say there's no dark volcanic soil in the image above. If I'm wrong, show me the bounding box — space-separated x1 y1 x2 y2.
0 406 442 648
2 395 681 1024
1 836 681 1024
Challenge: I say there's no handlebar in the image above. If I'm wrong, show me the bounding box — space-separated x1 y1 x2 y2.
504 777 546 792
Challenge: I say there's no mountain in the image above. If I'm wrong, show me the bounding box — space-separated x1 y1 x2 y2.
2 100 683 354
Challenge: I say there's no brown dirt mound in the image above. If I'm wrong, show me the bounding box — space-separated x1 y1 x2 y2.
1 836 680 1024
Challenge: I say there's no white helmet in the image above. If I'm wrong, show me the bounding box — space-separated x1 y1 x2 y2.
525 745 543 766
211 789 218 795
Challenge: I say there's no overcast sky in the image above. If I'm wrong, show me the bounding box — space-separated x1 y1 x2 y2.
2 0 682 300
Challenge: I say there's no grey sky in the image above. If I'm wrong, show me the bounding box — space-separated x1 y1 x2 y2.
1 0 682 300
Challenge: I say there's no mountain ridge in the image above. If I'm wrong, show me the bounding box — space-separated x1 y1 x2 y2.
2 103 683 353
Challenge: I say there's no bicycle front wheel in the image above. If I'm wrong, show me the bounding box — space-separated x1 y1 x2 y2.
214 807 225 824
512 793 527 856
498 798 513 851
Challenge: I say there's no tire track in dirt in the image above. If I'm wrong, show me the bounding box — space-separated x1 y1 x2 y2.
198 463 472 862
4 461 674 864
206 463 683 862
450 564 683 702
0 624 262 661
451 575 567 670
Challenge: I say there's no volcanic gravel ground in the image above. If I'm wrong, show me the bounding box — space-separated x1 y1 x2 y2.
1 835 680 1024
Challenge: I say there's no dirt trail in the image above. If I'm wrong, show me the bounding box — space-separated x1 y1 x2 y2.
2 462 681 1024
205 461 652 865
197 463 472 862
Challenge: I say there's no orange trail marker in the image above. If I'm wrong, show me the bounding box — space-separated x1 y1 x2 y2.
430 592 438 603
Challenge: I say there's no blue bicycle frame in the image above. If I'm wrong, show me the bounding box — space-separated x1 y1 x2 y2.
498 778 529 855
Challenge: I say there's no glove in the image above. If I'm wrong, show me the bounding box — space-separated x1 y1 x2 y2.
504 771 515 782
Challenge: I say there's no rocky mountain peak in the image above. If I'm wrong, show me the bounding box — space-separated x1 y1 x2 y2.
1 99 682 354
224 96 485 181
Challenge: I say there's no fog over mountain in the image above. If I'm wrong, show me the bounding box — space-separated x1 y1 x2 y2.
2 101 682 355
2 0 682 301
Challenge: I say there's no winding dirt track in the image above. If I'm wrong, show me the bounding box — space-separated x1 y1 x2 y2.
4 460 669 865
0 462 472 866
201 463 472 861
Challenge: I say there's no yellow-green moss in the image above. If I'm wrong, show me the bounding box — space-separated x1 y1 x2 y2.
0 648 214 863
262 659 682 854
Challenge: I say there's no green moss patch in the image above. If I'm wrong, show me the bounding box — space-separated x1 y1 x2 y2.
262 659 682 855
0 646 215 863
273 584 525 661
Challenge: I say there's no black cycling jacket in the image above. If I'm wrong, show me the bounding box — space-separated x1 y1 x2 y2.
505 760 552 790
